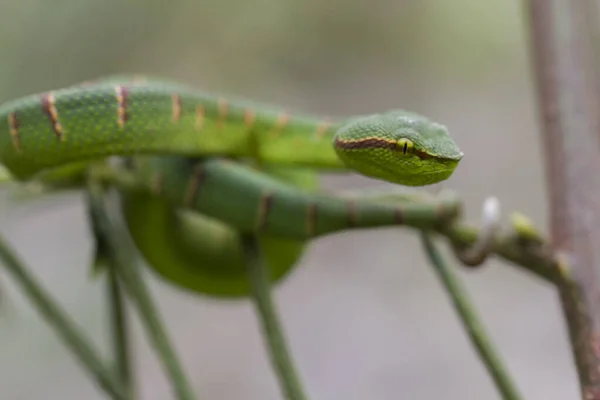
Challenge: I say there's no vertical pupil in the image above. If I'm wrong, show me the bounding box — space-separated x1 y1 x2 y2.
403 142 408 154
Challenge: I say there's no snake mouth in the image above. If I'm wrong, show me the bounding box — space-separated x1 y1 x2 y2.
414 149 464 162
335 149 461 186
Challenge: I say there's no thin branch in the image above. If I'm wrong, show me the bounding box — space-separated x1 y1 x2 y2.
87 182 136 398
438 219 559 282
420 233 523 400
85 183 197 400
0 234 129 400
240 234 310 400
525 0 600 398
106 265 135 398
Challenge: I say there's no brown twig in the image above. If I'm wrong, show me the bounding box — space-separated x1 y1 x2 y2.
525 1 600 398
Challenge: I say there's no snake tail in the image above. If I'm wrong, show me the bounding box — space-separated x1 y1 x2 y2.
124 156 458 240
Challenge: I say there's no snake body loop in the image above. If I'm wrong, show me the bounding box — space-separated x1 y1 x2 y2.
0 76 463 297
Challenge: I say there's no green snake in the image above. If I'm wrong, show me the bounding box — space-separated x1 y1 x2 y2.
0 76 463 297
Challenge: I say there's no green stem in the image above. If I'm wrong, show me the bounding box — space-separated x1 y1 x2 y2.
420 233 523 400
85 184 196 400
106 263 135 398
240 234 310 400
0 234 129 400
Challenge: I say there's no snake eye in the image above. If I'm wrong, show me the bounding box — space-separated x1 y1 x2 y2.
396 138 414 155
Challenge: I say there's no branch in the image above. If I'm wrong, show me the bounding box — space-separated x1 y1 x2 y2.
106 260 135 397
85 182 197 400
0 234 130 400
525 0 600 398
241 234 310 400
87 184 136 398
420 233 523 400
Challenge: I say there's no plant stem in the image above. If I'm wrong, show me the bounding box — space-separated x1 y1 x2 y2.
106 263 135 398
86 180 136 398
0 234 129 400
86 184 197 400
240 234 310 400
420 233 523 400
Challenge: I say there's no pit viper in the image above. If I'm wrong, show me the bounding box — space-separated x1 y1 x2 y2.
0 76 463 297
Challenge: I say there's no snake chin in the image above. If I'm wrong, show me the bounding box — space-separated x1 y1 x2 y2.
346 157 461 187
384 162 460 186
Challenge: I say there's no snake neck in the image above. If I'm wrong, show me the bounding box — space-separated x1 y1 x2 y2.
252 112 344 170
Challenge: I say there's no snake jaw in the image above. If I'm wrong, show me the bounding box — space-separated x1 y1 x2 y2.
375 156 461 186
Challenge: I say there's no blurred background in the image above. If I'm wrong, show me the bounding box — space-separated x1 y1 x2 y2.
0 1 575 399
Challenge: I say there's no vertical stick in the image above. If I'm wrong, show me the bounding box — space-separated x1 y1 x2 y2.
106 267 135 398
525 1 600 398
241 234 310 400
86 184 197 400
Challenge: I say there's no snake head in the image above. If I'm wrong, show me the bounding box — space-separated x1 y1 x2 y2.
333 110 463 186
